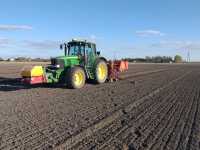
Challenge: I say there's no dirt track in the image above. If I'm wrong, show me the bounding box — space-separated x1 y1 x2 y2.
0 63 200 150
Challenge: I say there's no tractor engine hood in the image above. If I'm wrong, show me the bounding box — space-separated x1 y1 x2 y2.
51 56 80 68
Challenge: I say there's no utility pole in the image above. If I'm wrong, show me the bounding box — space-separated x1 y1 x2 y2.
187 49 190 63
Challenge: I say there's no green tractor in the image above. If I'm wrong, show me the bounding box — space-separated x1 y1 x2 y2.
21 39 108 89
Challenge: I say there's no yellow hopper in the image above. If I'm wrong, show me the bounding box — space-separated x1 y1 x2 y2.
21 66 44 77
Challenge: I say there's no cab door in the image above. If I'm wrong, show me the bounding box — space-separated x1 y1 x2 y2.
85 44 96 67
85 43 96 78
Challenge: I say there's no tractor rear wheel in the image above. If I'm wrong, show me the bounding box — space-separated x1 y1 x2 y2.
94 59 108 84
66 66 86 89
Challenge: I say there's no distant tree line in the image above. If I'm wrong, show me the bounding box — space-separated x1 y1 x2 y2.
0 55 183 63
123 56 174 63
0 57 50 62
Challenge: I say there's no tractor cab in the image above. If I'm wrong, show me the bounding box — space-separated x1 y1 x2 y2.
64 39 97 57
50 40 99 69
59 39 99 68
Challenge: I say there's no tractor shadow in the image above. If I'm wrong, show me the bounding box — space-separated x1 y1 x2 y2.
0 77 65 92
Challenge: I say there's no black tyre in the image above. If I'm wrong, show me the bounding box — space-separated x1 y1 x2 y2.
94 59 108 84
66 66 86 89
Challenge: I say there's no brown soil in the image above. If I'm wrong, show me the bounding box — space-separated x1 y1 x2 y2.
0 63 199 150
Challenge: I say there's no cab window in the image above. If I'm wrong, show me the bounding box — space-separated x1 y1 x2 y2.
68 44 85 56
85 44 94 56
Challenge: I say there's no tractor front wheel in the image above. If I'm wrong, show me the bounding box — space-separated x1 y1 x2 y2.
94 59 108 84
66 67 86 89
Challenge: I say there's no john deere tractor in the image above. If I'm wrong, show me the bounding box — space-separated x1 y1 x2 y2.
21 39 108 89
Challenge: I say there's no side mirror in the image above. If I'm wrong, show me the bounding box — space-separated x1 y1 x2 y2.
97 51 100 55
60 44 63 50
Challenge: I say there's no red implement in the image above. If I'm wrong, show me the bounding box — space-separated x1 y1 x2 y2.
22 76 46 84
108 60 128 81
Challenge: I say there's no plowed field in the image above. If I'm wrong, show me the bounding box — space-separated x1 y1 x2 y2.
0 62 199 150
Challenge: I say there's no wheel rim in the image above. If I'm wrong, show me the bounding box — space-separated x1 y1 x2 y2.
98 63 107 80
73 71 84 87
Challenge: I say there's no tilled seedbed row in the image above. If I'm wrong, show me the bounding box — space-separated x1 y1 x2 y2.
120 71 199 150
136 72 200 150
80 69 199 149
186 91 200 150
65 68 192 150
0 69 190 149
54 69 192 149
0 64 200 150
73 84 178 150
36 69 181 149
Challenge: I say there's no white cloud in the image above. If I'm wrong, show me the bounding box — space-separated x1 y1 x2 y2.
89 35 97 40
0 25 33 31
23 40 60 49
151 40 200 50
0 38 10 44
136 30 165 37
0 37 13 47
72 35 103 42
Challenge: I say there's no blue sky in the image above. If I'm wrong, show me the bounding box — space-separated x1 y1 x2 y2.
0 0 200 61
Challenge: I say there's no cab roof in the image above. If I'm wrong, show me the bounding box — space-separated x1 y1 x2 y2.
68 39 95 45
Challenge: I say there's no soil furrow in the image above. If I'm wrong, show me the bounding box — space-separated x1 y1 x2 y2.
63 70 191 150
160 76 197 150
0 63 199 149
185 90 200 150
143 77 191 150
175 92 198 150
147 84 195 149
75 84 176 150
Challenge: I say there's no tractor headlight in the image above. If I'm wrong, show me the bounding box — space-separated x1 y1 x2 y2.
56 65 60 68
